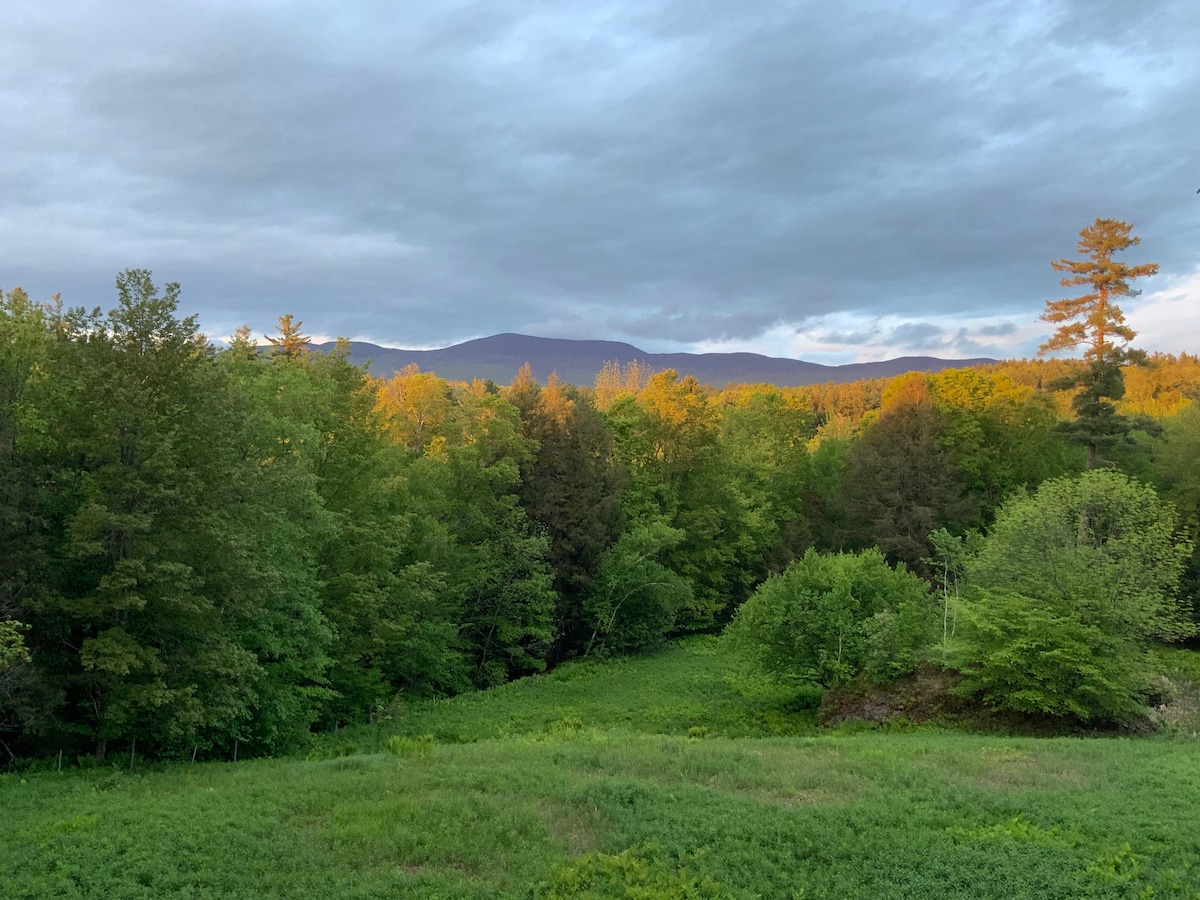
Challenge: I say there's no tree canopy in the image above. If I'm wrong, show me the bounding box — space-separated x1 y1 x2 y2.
955 470 1194 721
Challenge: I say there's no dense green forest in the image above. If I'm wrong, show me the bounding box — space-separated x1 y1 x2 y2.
3 254 1199 763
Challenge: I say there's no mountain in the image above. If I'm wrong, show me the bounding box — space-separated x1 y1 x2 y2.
314 333 995 388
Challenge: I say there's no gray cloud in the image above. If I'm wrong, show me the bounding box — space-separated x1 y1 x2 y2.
889 323 948 350
2 0 1198 355
977 322 1020 337
823 329 881 347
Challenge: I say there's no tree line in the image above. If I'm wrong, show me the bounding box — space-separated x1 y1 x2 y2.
2 221 1198 759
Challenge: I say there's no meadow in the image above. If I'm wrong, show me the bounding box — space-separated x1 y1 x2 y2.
4 637 1200 899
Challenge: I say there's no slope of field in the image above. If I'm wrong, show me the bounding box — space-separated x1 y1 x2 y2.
3 638 1200 899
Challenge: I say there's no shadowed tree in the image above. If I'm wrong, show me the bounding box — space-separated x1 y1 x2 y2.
842 376 976 574
506 369 627 659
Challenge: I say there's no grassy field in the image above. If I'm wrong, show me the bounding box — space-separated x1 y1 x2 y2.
4 638 1200 899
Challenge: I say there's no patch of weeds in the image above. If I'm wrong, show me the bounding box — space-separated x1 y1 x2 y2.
307 742 359 762
1146 674 1200 738
385 734 434 759
534 843 730 899
1086 842 1142 885
949 813 1070 848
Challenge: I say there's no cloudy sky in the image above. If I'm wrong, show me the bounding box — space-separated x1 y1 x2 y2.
3 0 1198 364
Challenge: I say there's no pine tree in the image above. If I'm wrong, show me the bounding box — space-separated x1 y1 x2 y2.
1039 219 1158 469
266 314 311 359
1040 218 1158 362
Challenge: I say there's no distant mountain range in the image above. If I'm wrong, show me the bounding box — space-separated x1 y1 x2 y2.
314 333 995 388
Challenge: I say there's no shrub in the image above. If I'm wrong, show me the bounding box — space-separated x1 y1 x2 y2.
955 470 1195 721
725 548 936 688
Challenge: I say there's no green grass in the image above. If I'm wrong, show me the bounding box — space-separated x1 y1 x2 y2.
383 637 819 744
4 637 1200 898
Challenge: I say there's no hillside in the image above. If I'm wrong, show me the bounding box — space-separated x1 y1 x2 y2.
315 333 994 386
5 638 1200 899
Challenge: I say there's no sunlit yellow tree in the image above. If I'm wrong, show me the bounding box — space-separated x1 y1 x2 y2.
1040 218 1158 468
1040 218 1157 362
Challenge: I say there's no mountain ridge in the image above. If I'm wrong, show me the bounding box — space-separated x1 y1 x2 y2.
314 333 995 387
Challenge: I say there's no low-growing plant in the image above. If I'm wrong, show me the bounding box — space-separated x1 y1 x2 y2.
307 743 359 762
534 844 728 899
384 734 434 758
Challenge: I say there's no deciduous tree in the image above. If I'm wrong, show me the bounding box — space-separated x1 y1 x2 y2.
956 470 1194 721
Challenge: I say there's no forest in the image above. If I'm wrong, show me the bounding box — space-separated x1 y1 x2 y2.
2 224 1199 764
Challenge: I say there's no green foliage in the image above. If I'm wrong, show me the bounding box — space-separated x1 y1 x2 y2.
923 527 984 663
384 733 434 759
606 372 784 630
842 393 976 572
0 618 29 670
535 844 727 899
725 548 937 688
956 470 1195 721
507 373 627 660
5 645 1200 898
949 813 1068 847
583 519 693 656
7 266 1200 769
927 368 1076 520
955 588 1143 719
1153 405 1200 626
382 638 816 744
15 271 290 757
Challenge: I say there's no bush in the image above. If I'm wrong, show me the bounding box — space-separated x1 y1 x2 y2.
725 548 936 688
955 470 1195 722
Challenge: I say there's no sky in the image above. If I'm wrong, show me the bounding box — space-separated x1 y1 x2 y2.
2 0 1198 365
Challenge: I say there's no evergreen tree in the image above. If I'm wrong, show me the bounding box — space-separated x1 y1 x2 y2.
507 372 626 659
1039 218 1158 468
22 271 266 758
266 314 311 360
842 379 975 574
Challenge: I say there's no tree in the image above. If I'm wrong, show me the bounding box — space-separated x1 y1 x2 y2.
506 372 627 659
1152 405 1200 629
922 527 982 663
0 287 50 722
927 367 1075 522
842 382 975 573
1040 218 1159 469
582 518 692 656
399 388 558 688
725 548 936 688
1041 218 1157 362
266 314 311 360
0 619 28 671
717 385 814 572
955 470 1194 721
22 271 270 758
374 364 456 454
